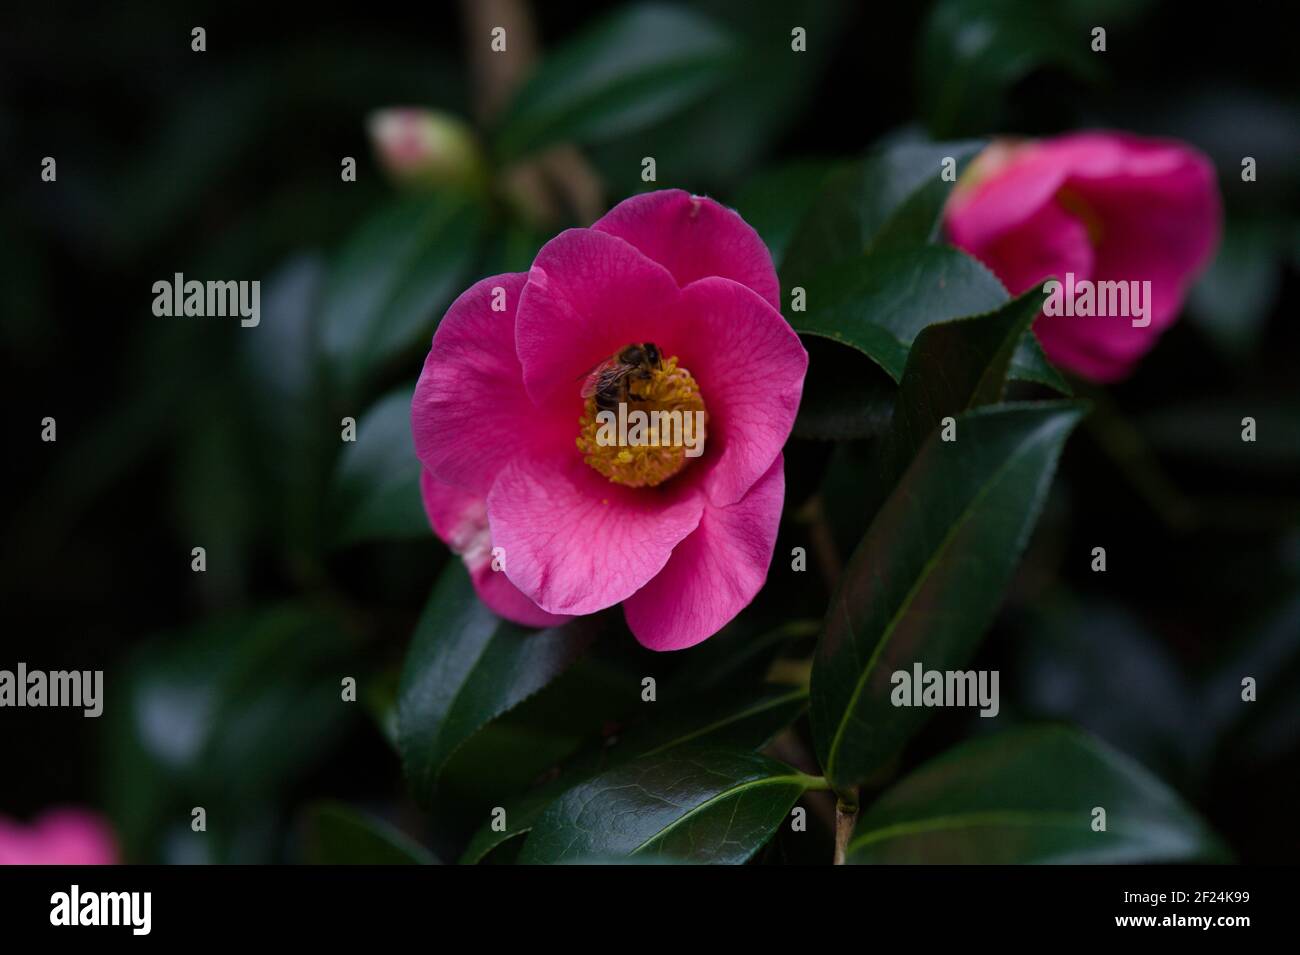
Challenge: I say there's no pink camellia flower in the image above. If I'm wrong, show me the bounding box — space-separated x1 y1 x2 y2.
412 190 807 650
0 808 119 865
945 131 1221 382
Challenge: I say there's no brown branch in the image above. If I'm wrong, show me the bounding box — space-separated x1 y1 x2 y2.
459 0 604 225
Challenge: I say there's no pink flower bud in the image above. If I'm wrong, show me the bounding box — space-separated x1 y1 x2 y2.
367 108 484 191
945 131 1221 382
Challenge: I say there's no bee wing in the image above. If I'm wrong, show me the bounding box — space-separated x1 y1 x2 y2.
578 358 633 398
576 356 608 382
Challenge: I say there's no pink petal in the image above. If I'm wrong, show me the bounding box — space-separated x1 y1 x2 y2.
412 272 569 496
593 190 781 309
969 198 1094 298
947 131 1221 382
625 454 785 651
1061 154 1221 373
421 469 570 628
486 453 705 616
673 277 807 507
946 142 1071 249
515 228 685 407
959 199 1107 377
1045 135 1221 318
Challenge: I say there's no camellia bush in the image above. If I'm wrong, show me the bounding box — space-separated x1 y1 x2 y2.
3 1 1296 868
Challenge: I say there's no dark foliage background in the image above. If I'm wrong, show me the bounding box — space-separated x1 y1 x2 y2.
3 0 1297 863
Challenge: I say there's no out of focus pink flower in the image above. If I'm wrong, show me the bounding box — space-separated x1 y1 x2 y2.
945 131 1221 382
412 190 806 650
0 808 119 865
367 108 484 191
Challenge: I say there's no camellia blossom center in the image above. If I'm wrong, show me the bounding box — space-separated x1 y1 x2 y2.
576 344 707 488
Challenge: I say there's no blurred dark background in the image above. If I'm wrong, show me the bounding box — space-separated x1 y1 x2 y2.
2 0 1297 863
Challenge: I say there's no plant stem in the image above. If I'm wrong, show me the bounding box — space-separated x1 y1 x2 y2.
833 786 859 865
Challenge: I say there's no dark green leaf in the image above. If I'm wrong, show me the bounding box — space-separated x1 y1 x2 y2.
810 402 1087 788
732 160 842 269
1201 589 1300 765
460 684 808 864
1010 331 1071 395
1017 599 1202 783
791 244 1009 381
364 668 402 752
848 726 1229 863
867 161 980 252
320 194 482 396
331 384 425 545
105 606 358 863
494 4 736 161
781 140 985 284
586 0 846 195
240 255 336 555
668 616 820 698
791 337 897 441
397 563 595 802
517 746 814 864
789 247 1066 442
302 802 438 865
878 286 1047 489
918 0 1101 138
818 441 878 560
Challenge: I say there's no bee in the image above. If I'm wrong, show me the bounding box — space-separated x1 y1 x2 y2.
579 342 663 413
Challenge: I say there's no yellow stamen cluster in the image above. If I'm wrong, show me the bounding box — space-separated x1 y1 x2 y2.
576 355 707 488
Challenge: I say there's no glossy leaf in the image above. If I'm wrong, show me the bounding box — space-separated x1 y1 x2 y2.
397 563 595 803
790 245 1008 382
320 194 482 396
878 286 1047 489
302 802 437 865
493 4 736 161
1010 332 1071 394
848 726 1229 863
517 746 813 864
790 244 1066 405
810 402 1087 788
460 684 808 863
331 384 425 545
791 337 897 441
781 139 985 284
